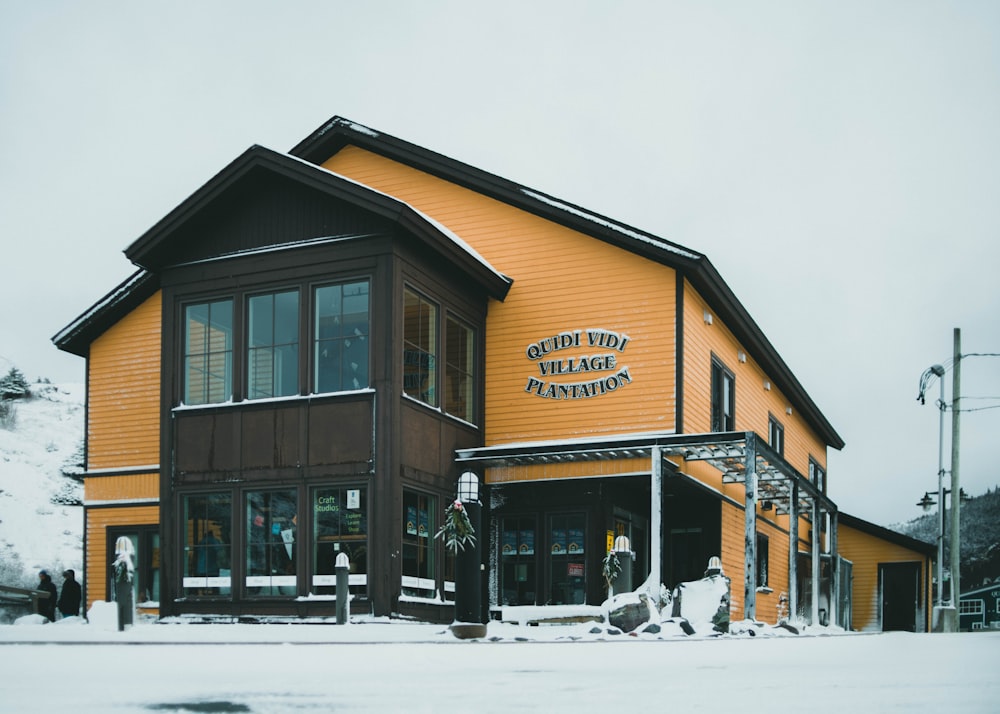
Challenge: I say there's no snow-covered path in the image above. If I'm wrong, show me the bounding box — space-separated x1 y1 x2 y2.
2 624 997 713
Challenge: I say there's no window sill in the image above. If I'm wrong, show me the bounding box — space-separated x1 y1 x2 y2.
756 586 773 594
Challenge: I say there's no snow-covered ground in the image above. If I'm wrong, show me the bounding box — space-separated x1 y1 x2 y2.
0 618 997 713
1 383 997 712
0 382 84 579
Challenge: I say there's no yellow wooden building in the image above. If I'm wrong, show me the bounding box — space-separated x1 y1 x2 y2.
54 116 932 629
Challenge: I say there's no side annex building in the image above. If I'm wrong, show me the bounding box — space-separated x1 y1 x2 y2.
54 116 933 632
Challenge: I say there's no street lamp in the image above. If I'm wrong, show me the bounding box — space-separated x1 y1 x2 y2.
917 364 947 612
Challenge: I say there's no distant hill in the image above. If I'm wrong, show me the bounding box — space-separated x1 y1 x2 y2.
0 381 84 588
892 486 1000 592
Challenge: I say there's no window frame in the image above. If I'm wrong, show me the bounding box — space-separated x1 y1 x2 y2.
182 298 234 406
444 313 476 423
244 488 298 597
312 279 371 395
311 484 368 598
402 286 439 406
180 491 234 598
247 289 300 400
768 415 785 457
711 356 736 432
401 489 437 598
809 457 826 493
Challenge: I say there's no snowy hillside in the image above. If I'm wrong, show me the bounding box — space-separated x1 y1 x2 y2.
0 382 84 583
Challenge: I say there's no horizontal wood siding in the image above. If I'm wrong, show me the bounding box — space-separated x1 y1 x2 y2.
683 282 827 479
84 505 158 611
84 473 159 502
88 291 162 470
720 500 745 619
485 457 651 485
324 148 677 447
838 523 931 632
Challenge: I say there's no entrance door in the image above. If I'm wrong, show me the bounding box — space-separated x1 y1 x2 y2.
880 562 920 632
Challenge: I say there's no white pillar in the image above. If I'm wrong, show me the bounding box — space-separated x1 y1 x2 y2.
650 445 663 591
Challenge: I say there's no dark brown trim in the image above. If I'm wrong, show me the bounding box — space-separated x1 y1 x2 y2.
675 271 684 434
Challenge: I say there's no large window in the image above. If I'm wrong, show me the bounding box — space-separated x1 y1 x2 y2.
548 513 586 605
182 492 232 596
247 290 299 399
500 517 537 606
403 287 438 405
312 486 368 596
245 489 297 596
445 316 475 423
184 300 233 405
711 357 735 432
402 490 436 598
314 281 370 393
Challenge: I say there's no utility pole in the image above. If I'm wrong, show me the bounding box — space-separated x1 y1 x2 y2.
949 328 961 611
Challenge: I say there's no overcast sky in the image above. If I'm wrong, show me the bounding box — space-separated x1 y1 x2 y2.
2 1 997 527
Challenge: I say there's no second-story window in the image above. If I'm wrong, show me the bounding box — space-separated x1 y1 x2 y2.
247 290 299 399
184 299 233 405
445 316 475 423
768 415 784 457
809 458 826 493
314 280 370 393
711 357 735 432
403 287 438 406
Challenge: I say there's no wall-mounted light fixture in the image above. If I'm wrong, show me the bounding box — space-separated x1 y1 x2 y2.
738 350 747 363
763 380 771 391
703 310 713 325
786 406 793 415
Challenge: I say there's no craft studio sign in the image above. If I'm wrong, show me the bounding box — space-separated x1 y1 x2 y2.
523 329 633 400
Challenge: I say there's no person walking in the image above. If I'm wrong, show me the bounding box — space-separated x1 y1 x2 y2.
58 569 82 619
36 570 57 621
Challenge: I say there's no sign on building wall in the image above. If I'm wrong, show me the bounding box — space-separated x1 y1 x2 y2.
523 329 632 400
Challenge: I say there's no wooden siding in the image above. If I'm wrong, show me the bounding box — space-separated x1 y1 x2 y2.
485 457 651 485
323 147 677 446
85 473 159 502
682 282 827 478
88 291 162 470
720 500 745 618
84 505 158 611
838 522 932 632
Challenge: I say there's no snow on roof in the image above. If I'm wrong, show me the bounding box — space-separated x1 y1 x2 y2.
520 188 700 261
52 269 150 346
278 149 511 286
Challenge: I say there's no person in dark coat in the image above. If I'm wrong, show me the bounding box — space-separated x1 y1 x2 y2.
58 569 82 618
36 570 57 621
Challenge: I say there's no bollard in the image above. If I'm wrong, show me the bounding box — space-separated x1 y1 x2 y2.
335 551 350 624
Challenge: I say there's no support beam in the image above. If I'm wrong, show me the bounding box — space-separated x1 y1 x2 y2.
811 500 821 625
744 433 757 621
650 445 663 591
829 510 839 628
788 481 798 621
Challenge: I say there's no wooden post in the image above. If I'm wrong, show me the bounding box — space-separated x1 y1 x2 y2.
811 500 821 625
650 445 663 592
788 481 798 621
830 510 839 628
744 433 757 621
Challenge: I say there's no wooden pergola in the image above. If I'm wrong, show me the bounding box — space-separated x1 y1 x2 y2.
457 430 839 624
